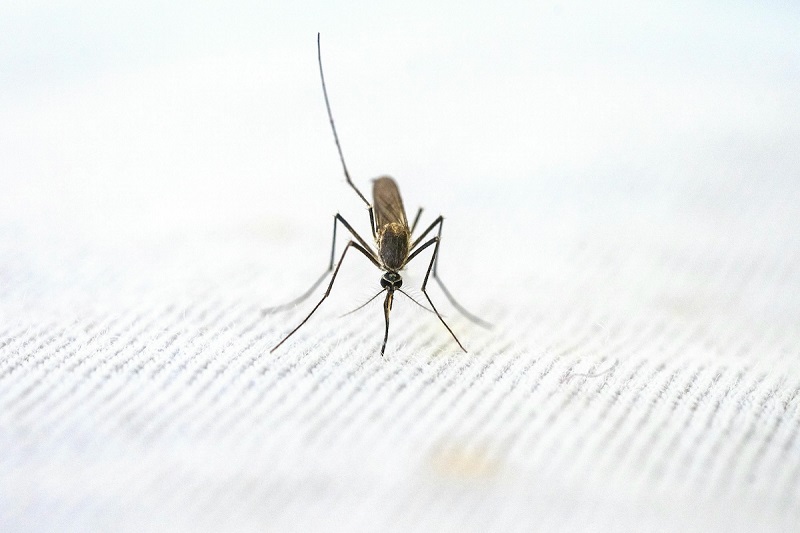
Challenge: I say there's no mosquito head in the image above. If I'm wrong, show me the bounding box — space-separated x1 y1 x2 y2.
380 271 403 291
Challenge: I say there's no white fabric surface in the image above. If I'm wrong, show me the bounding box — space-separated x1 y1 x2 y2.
2 3 800 532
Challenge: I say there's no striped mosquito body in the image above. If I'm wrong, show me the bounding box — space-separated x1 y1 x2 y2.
265 34 489 356
372 176 412 354
373 177 410 271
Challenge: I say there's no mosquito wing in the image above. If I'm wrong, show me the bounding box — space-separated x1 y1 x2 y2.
372 176 409 229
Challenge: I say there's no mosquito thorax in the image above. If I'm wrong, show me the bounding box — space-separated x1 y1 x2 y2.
381 272 403 290
375 223 405 263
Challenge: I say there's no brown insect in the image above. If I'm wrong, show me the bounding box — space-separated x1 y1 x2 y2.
266 34 489 355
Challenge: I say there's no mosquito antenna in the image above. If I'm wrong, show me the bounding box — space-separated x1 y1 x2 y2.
340 289 386 317
341 286 435 321
317 33 370 209
398 289 434 314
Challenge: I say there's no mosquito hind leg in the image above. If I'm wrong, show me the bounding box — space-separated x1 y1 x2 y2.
271 240 379 352
263 213 375 314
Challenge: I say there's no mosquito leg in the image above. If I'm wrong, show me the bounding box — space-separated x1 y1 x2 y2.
410 207 424 234
410 214 441 250
368 206 376 240
263 214 376 314
271 241 379 352
410 236 467 352
408 216 491 329
317 34 377 240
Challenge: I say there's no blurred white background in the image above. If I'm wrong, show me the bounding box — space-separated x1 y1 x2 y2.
2 0 797 237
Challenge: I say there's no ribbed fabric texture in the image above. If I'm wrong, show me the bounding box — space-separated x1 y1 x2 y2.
2 166 799 532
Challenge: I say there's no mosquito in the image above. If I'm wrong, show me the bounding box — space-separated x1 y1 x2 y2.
266 34 490 355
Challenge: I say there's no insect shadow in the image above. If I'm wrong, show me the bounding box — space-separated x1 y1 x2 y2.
265 34 490 356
